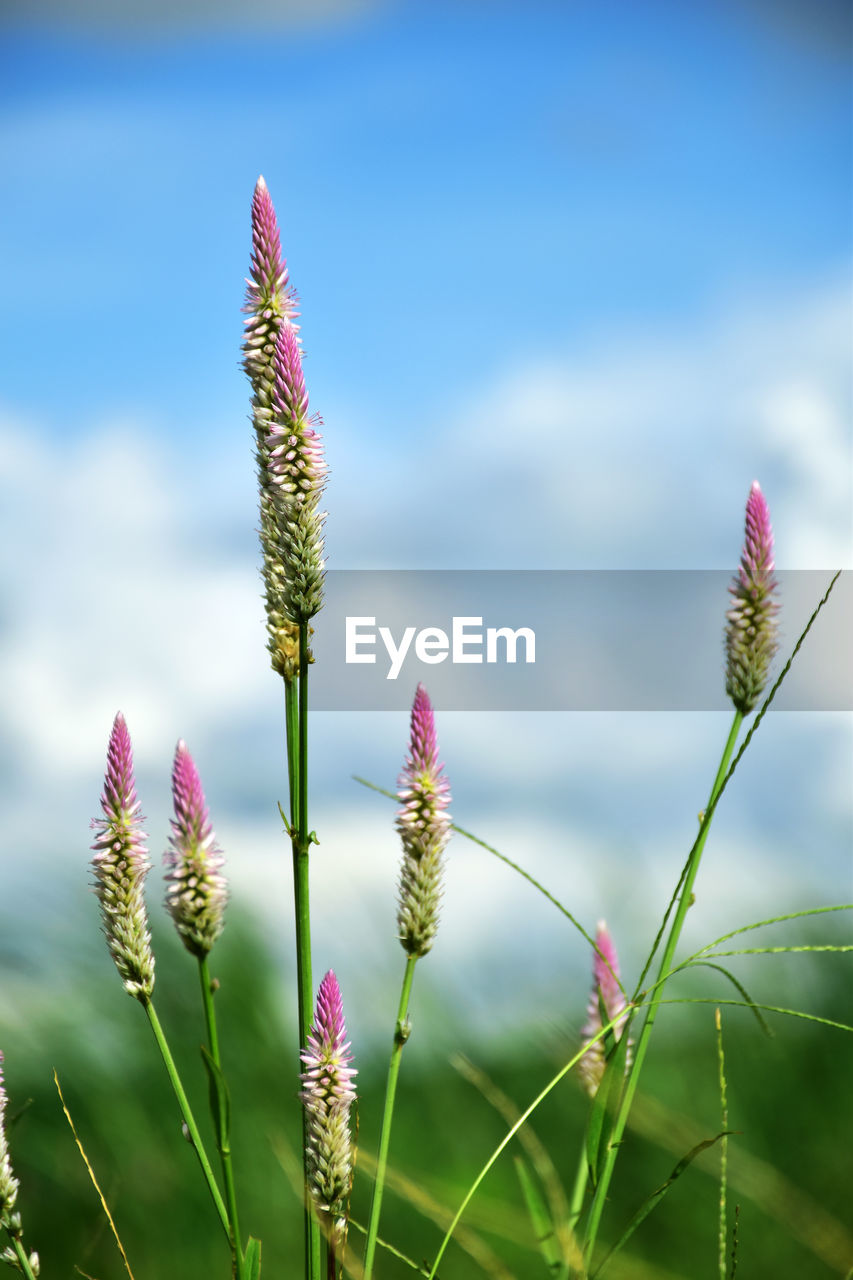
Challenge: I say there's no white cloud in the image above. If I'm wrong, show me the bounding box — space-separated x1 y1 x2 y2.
331 272 852 570
0 274 849 1034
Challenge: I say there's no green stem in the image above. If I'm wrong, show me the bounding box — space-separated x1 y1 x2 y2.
285 677 298 823
363 954 419 1280
567 1142 589 1277
144 999 230 1242
199 956 244 1279
5 1232 37 1280
582 711 742 1269
289 626 321 1280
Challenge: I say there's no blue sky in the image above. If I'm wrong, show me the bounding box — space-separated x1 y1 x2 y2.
0 1 850 1043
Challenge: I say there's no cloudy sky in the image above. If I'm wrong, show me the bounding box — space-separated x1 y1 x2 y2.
0 1 850 1045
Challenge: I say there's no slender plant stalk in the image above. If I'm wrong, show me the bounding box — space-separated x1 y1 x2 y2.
567 1142 589 1272
288 624 322 1280
143 999 230 1241
582 710 742 1266
6 1234 37 1280
363 953 419 1279
716 1007 729 1280
199 956 244 1278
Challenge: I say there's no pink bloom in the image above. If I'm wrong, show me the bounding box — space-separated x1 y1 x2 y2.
90 713 155 1001
396 684 452 958
725 481 780 715
164 741 228 957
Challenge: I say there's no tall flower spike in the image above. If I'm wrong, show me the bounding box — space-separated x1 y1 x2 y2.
300 971 357 1246
264 321 328 625
725 481 779 715
578 921 632 1098
0 1052 19 1219
243 177 326 672
396 684 452 958
90 713 155 1002
164 741 228 958
243 175 300 414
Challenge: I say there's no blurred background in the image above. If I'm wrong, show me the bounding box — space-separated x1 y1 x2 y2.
0 1 851 1275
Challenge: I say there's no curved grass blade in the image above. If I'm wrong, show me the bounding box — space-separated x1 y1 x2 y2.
690 904 853 960
354 776 627 1002
592 1130 734 1277
453 1054 576 1271
54 1071 136 1280
680 961 772 1037
425 1015 633 1280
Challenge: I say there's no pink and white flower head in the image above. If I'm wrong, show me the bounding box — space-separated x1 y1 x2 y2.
164 741 228 958
90 713 155 1002
300 971 357 1243
725 481 779 715
396 684 452 958
243 175 300 399
578 921 632 1098
266 321 328 505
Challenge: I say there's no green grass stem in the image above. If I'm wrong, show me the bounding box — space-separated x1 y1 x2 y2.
582 709 742 1266
143 999 230 1243
199 955 244 1279
363 953 419 1280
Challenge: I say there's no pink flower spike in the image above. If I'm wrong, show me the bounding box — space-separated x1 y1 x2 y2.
725 481 780 715
300 971 357 1243
578 921 632 1098
90 713 155 1002
243 175 299 339
396 684 452 958
164 741 228 958
266 321 329 503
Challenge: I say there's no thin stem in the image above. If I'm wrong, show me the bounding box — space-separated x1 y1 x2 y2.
285 677 298 823
363 954 419 1280
6 1232 37 1280
199 956 244 1279
143 999 230 1242
289 625 321 1279
582 711 742 1268
567 1142 589 1277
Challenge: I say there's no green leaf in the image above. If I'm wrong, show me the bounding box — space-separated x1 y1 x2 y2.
200 1044 231 1155
244 1237 262 1280
585 1013 632 1188
513 1155 560 1273
593 1131 735 1277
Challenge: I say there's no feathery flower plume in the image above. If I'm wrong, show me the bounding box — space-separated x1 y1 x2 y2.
90 713 155 1002
164 741 228 958
396 684 452 958
300 971 357 1244
243 176 326 672
0 1053 19 1220
725 481 779 715
264 320 328 626
243 175 300 416
578 921 631 1097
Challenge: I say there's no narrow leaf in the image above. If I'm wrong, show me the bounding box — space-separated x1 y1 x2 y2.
514 1155 560 1272
593 1131 735 1276
244 1236 262 1280
585 1016 631 1187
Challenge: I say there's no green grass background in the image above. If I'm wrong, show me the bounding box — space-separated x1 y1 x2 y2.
2 906 850 1280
